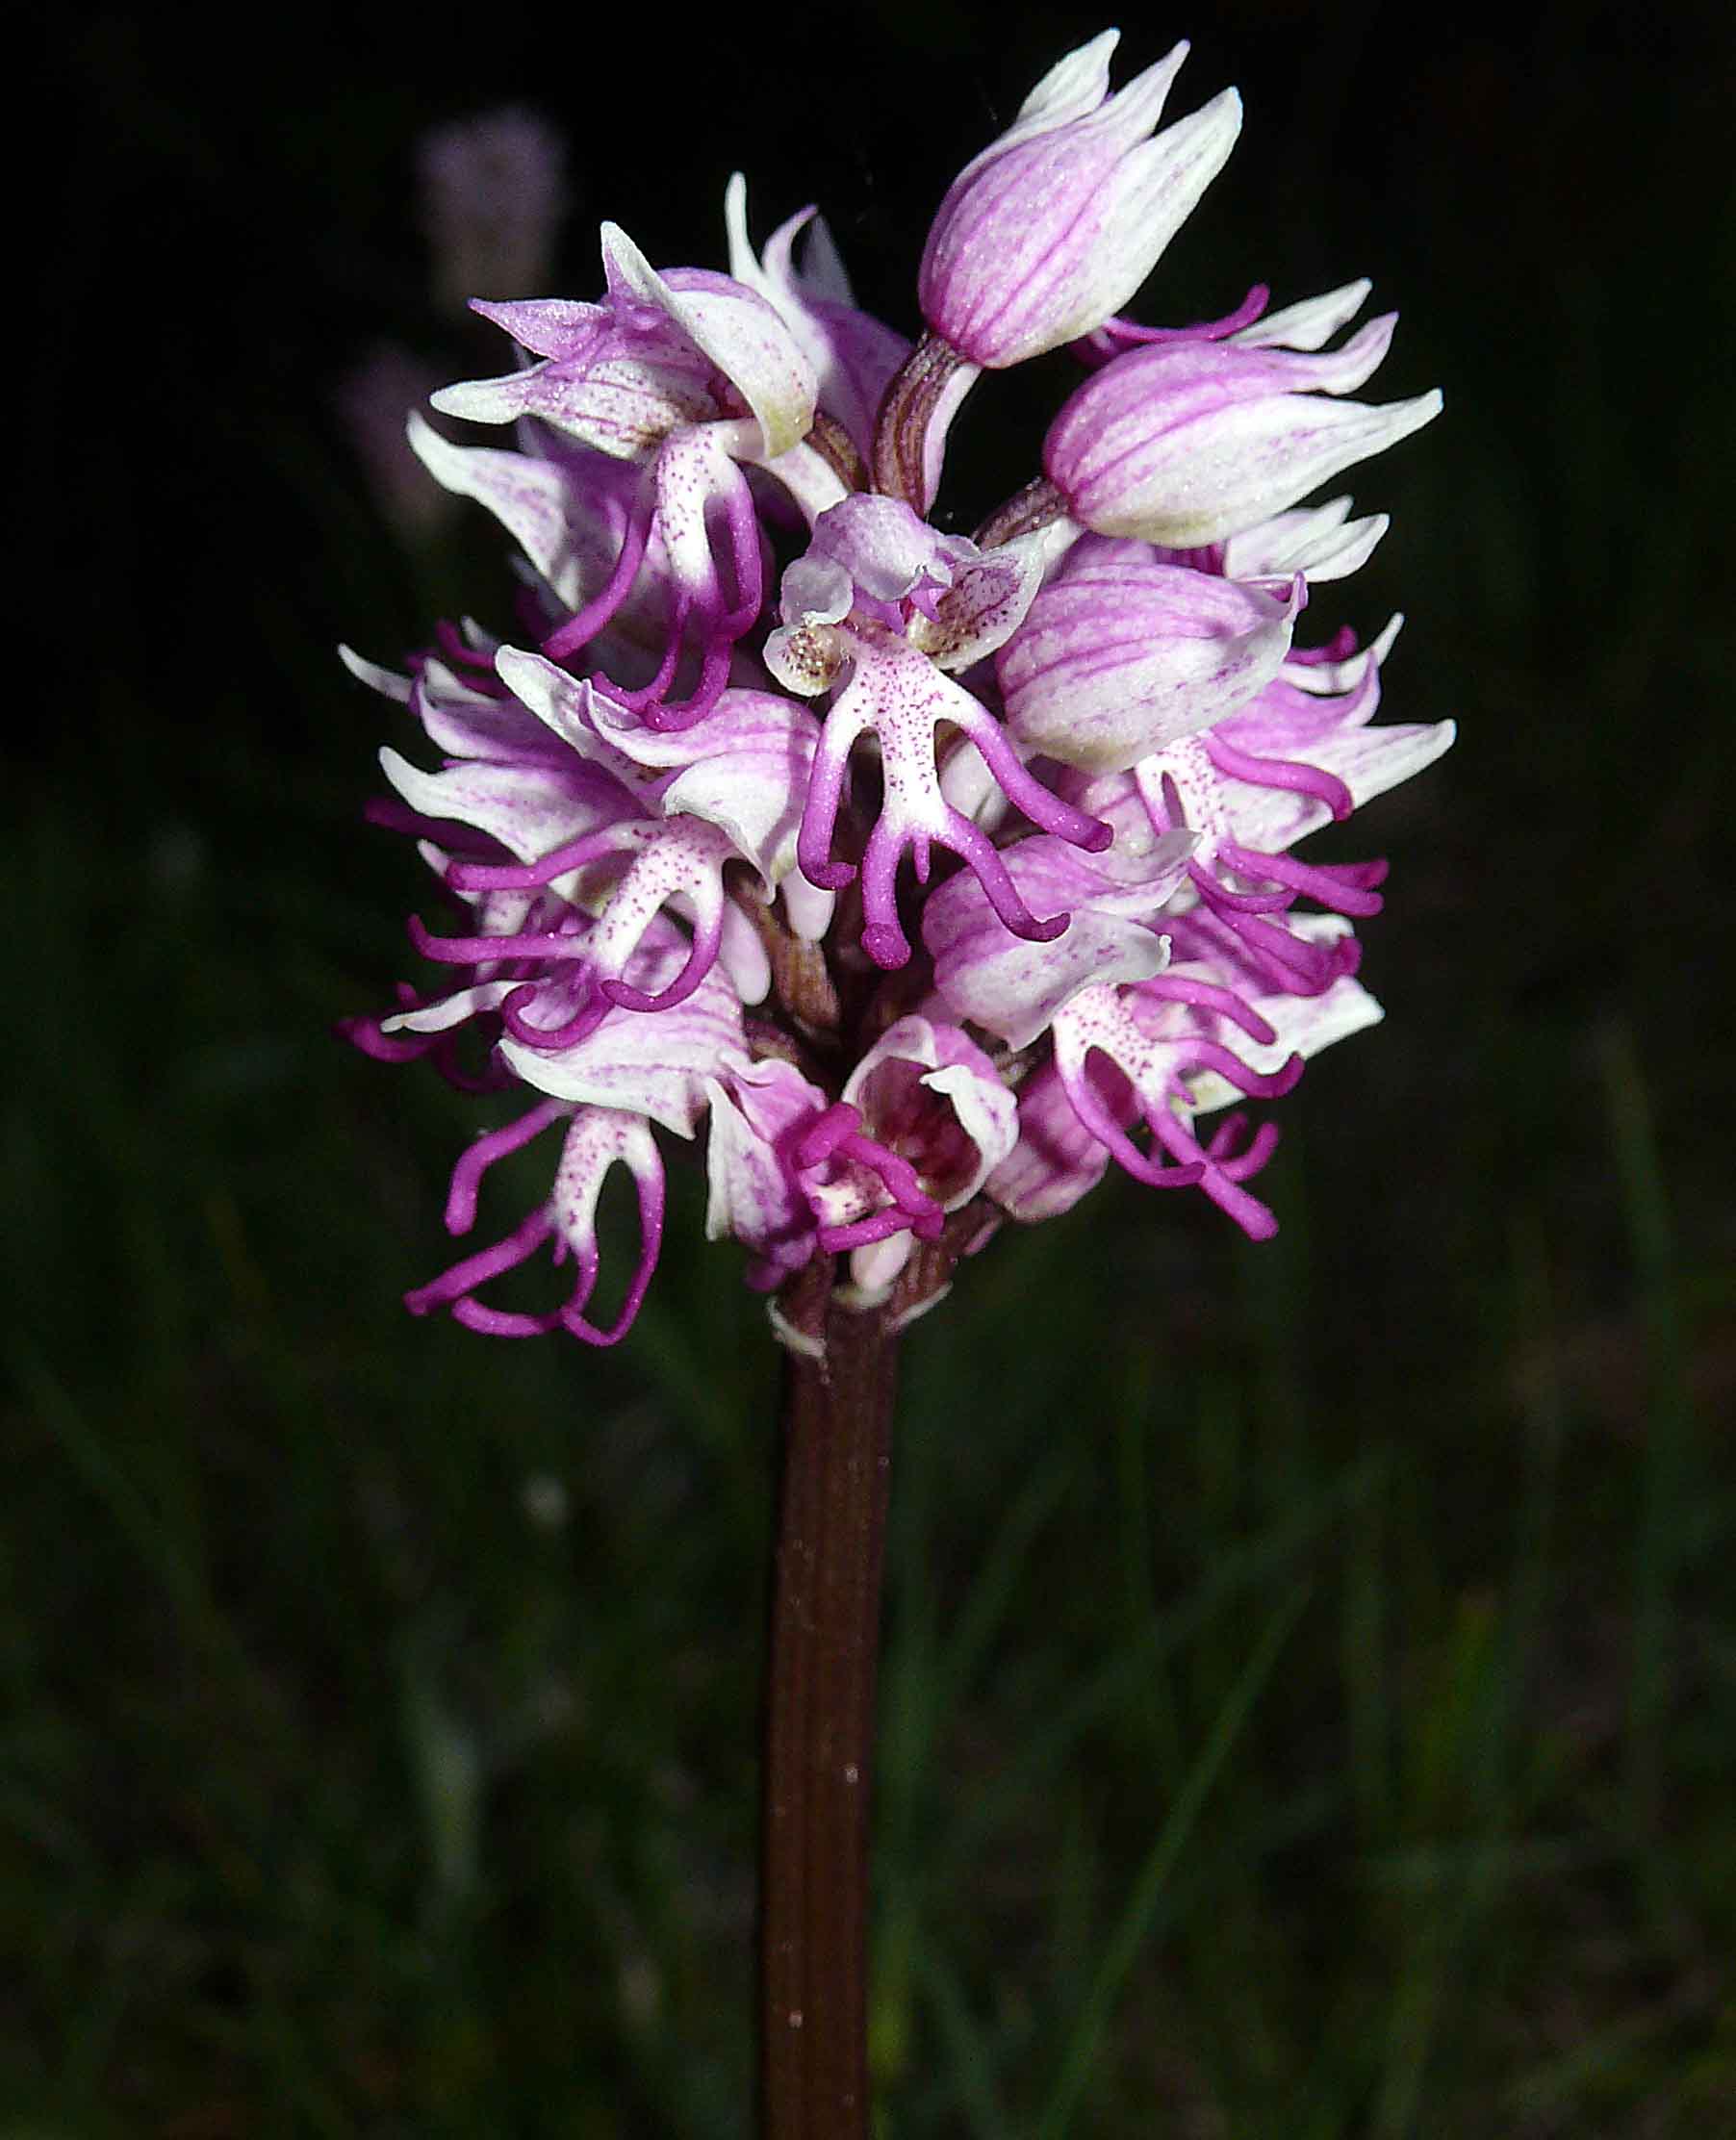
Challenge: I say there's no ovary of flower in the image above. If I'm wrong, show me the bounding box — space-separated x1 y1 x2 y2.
790 626 1111 968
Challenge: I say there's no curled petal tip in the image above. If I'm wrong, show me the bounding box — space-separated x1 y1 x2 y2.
1019 910 1070 944
801 856 857 892
861 922 911 968
638 699 712 734
599 979 662 1013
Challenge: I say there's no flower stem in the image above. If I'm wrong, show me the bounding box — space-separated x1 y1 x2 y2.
869 330 980 509
760 1274 900 2140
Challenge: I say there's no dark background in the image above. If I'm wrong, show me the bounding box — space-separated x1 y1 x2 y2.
9 2 1733 2132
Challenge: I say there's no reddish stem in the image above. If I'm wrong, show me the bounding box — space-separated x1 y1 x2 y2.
760 1271 900 2140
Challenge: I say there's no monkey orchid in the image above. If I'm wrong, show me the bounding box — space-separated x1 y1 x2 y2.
342 29 1447 2137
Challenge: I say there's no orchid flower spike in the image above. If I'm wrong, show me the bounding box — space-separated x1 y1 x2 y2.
343 26 1449 1349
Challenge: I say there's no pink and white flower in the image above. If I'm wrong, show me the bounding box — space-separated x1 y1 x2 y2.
918 33 1241 369
997 536 1305 774
431 223 834 726
768 495 1111 967
344 29 1449 1346
1042 279 1442 546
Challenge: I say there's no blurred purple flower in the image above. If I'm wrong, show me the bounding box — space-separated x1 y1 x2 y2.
418 107 569 317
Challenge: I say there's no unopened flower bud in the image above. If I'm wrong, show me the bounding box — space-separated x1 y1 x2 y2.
1043 292 1441 545
998 538 1302 774
918 32 1240 369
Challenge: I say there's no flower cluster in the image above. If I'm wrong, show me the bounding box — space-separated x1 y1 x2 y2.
344 28 1450 1344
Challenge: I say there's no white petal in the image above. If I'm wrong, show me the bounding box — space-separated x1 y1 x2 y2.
703 1057 821 1256
339 644 411 702
1185 969 1384 1115
381 979 517 1033
1235 278 1371 351
1011 29 1122 135
407 413 582 597
1101 392 1442 547
378 748 600 859
1220 497 1390 582
1281 612 1404 694
499 957 748 1134
600 222 816 461
925 836 1189 1048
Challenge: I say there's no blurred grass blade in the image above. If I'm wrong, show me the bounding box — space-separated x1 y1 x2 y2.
934 1455 1076 1722
932 1457 1382 1891
13 1343 223 1660
913 1940 1015 2140
1597 1017 1698 1847
1036 1581 1311 2138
